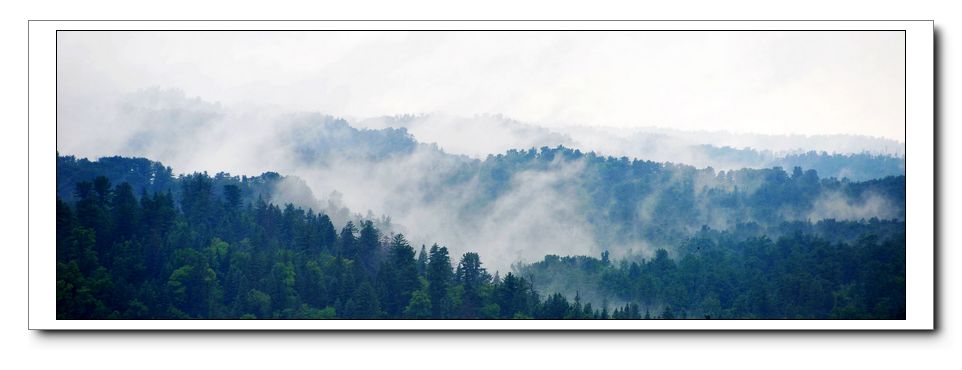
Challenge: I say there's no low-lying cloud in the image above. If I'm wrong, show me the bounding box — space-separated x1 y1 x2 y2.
56 88 905 271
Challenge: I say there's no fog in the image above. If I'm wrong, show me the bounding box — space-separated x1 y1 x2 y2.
356 114 578 158
57 88 909 271
807 191 903 222
352 113 905 173
57 31 907 272
273 119 604 271
58 31 906 140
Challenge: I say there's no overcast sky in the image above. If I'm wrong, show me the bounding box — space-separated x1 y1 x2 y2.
57 30 906 141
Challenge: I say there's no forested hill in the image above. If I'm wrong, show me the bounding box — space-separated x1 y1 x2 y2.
58 146 906 257
57 152 905 319
691 145 905 181
353 113 904 181
441 146 905 249
59 154 290 205
272 115 906 262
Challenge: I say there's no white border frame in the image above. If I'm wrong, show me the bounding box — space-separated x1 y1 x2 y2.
28 20 934 330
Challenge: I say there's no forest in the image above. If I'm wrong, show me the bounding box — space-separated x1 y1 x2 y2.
56 152 905 319
58 118 907 268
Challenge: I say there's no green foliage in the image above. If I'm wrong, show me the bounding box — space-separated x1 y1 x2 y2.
403 289 433 319
377 234 420 317
455 252 490 318
55 154 906 320
427 244 453 318
518 231 906 320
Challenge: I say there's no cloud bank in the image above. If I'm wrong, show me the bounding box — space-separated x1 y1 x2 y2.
56 89 906 271
58 31 906 140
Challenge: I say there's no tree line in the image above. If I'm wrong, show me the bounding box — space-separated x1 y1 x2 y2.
56 171 905 320
519 228 905 320
57 174 640 319
56 151 906 320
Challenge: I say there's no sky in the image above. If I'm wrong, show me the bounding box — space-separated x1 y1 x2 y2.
57 30 906 144
53 30 908 271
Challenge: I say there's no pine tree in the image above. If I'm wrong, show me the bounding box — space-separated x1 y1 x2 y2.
378 234 420 318
357 220 381 274
455 252 489 318
427 244 452 318
339 221 357 259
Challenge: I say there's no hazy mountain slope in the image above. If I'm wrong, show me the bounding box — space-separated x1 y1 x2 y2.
58 144 905 272
351 113 904 181
55 90 906 271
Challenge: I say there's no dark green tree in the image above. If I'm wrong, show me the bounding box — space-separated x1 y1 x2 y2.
455 252 490 318
427 244 453 318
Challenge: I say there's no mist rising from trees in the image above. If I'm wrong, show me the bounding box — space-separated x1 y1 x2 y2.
55 89 906 317
56 89 906 272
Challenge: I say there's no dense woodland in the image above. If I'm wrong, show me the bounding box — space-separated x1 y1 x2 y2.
59 135 906 252
282 117 906 249
56 152 905 319
519 228 904 319
354 113 906 181
446 146 905 249
57 173 557 319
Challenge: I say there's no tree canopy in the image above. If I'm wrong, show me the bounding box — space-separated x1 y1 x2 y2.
56 154 905 320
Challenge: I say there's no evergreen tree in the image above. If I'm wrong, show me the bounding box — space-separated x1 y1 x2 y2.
54 154 907 321
403 287 433 319
427 244 453 318
339 221 358 259
357 220 381 274
377 234 420 318
455 252 490 318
